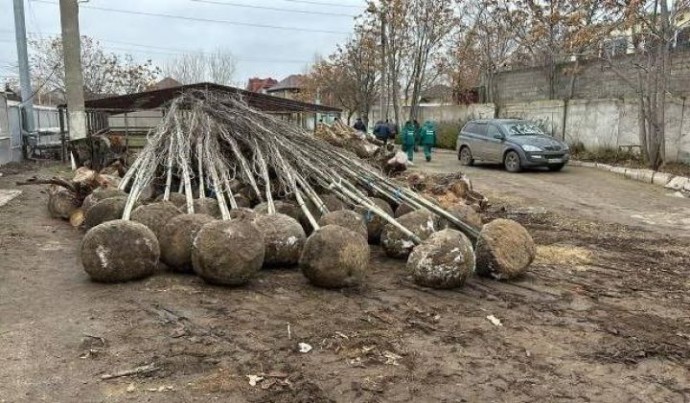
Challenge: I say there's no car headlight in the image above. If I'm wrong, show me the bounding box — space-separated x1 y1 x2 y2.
521 145 542 152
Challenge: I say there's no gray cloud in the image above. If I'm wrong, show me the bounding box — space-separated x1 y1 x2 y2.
1 0 366 86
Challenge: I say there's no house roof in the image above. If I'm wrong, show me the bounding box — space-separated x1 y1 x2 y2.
246 77 278 93
266 74 305 92
75 82 341 114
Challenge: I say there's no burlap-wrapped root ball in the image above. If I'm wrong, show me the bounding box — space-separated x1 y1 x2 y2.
193 197 222 218
192 220 265 285
381 209 439 259
254 201 301 221
130 202 182 240
475 219 535 280
318 210 367 241
440 203 483 230
395 203 415 218
81 220 159 282
407 229 475 289
356 197 394 244
229 207 257 221
82 188 127 213
253 213 306 267
48 188 80 219
159 214 215 273
83 196 128 230
155 193 188 209
299 225 369 288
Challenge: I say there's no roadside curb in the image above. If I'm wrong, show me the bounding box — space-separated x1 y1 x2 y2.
570 160 690 196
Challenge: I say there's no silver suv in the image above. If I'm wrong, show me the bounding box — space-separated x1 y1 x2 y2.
457 119 570 172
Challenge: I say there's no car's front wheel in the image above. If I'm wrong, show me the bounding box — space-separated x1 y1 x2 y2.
504 150 522 173
459 147 474 166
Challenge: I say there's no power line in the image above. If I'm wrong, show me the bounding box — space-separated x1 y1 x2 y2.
0 29 313 65
189 0 358 17
276 0 364 8
29 0 350 35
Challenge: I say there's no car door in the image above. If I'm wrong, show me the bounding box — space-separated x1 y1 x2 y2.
471 122 490 160
484 124 506 162
460 122 481 158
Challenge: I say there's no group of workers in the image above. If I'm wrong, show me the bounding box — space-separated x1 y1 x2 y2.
355 118 437 162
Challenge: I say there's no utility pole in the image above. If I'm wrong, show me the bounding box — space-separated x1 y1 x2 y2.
13 0 35 132
59 0 87 140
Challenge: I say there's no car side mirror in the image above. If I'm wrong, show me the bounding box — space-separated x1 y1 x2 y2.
493 134 505 140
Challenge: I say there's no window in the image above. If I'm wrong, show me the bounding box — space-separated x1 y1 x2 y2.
603 37 628 57
487 125 502 138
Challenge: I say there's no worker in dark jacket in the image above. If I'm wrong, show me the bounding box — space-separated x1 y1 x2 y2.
402 121 417 161
420 120 437 162
373 120 391 144
353 118 366 132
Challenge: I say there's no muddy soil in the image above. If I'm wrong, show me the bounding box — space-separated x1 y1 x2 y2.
1 163 689 402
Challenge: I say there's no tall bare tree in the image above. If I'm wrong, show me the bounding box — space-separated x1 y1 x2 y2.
605 0 690 169
303 25 380 125
164 49 237 85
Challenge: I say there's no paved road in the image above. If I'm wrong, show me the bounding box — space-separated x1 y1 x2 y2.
413 149 690 236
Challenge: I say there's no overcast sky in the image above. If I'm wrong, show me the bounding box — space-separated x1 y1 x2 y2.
0 0 367 87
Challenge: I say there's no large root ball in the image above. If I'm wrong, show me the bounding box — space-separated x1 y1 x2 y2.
229 207 257 221
254 201 301 221
319 194 346 212
440 203 483 230
318 210 367 241
155 193 188 209
253 214 306 267
193 198 221 218
475 219 535 280
130 202 182 240
299 225 369 288
395 203 415 218
381 209 438 259
83 197 128 230
82 188 127 213
159 214 215 273
48 188 80 219
192 220 265 285
81 220 159 282
407 229 475 289
356 197 394 244
233 194 251 209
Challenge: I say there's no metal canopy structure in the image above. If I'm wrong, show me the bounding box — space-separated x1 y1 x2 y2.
73 82 341 115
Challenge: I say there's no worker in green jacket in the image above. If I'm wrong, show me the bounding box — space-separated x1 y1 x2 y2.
402 121 417 161
420 120 437 162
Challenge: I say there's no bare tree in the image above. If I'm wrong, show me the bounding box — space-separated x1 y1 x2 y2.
303 25 380 125
604 0 690 169
406 0 457 121
28 35 160 100
164 49 237 85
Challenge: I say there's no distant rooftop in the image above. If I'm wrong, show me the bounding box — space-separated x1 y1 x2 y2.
267 74 306 93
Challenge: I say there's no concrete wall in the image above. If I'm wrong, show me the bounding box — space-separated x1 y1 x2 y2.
385 97 690 163
493 48 690 103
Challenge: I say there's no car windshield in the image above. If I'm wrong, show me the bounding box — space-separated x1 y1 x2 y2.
503 122 545 136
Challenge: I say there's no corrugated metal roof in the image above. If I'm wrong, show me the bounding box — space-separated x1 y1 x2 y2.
76 82 340 114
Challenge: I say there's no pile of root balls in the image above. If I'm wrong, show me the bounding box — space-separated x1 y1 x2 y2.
72 89 535 290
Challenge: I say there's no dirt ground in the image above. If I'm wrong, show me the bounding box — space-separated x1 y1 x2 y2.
1 161 689 403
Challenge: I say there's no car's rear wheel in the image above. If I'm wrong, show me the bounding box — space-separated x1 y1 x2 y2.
548 163 565 172
504 151 522 173
459 147 474 166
